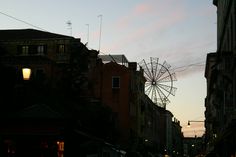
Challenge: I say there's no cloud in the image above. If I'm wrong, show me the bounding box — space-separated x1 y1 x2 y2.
115 2 154 29
100 0 216 79
133 3 153 15
104 1 187 53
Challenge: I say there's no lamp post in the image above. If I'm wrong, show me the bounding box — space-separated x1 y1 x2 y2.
187 120 204 127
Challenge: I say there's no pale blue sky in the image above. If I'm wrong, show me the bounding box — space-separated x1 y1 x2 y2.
1 0 217 137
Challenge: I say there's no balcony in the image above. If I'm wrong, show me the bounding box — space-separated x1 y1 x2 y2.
55 54 70 63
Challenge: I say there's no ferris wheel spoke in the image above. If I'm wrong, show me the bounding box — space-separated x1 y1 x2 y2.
145 85 152 96
153 59 159 80
140 59 153 80
155 86 165 105
156 86 170 104
157 83 177 96
146 76 152 82
143 71 152 81
153 85 159 104
151 86 155 102
145 82 152 87
150 57 158 79
156 63 168 81
157 72 176 83
157 73 172 83
153 86 159 103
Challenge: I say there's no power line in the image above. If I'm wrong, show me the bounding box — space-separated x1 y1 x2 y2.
172 61 205 73
0 11 47 31
98 51 206 73
173 61 205 70
0 11 208 73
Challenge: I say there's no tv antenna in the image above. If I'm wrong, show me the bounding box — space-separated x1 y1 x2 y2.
66 20 72 36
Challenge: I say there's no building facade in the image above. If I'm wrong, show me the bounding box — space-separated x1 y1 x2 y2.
205 0 236 156
0 29 115 157
92 55 183 156
91 55 146 150
0 29 184 156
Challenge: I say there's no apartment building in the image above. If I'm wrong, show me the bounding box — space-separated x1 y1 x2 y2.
205 0 236 156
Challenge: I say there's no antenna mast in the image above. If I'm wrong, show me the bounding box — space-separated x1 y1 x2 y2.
66 20 72 36
86 24 89 46
98 14 103 52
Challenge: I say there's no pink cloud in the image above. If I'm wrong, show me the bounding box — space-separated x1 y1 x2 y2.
106 6 186 52
116 2 154 29
133 3 153 15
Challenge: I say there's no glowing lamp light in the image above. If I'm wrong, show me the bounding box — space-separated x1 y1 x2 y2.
22 68 32 80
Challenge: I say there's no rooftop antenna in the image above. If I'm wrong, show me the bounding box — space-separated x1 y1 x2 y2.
66 20 72 36
86 24 89 46
98 14 103 52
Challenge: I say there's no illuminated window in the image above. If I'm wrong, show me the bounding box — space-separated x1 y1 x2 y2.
57 141 64 157
112 76 120 88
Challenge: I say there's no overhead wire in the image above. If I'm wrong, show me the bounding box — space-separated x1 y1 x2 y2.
0 11 47 31
172 61 205 73
0 10 206 73
99 50 206 73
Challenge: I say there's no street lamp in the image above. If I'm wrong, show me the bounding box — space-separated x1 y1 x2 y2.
22 68 32 80
187 120 204 127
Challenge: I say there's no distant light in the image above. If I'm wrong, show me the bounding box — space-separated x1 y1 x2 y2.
57 141 64 151
22 68 31 80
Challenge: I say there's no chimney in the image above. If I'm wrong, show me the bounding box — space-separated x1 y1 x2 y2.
128 62 137 71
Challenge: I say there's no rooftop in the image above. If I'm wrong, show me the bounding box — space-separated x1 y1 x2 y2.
0 28 73 40
98 54 129 67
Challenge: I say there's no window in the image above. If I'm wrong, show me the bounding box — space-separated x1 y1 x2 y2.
22 46 29 55
57 44 65 54
112 76 120 88
37 45 45 55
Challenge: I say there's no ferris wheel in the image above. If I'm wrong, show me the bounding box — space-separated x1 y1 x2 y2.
139 57 177 108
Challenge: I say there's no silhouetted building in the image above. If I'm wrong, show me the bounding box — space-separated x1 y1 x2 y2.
0 29 116 157
172 118 184 157
92 54 183 156
91 55 145 150
183 137 205 157
0 28 183 157
205 52 218 152
205 0 236 156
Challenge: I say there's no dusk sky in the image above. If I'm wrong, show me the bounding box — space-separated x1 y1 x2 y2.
1 0 217 137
